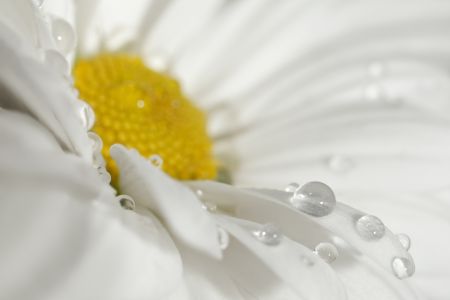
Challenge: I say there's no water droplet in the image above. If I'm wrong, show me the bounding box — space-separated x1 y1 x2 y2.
392 257 415 279
97 167 111 184
217 226 229 250
368 62 384 78
290 182 336 217
117 195 135 210
149 154 163 168
201 201 217 212
88 132 103 152
356 215 385 240
285 182 300 193
136 99 145 108
195 189 204 198
327 155 354 173
253 223 282 246
364 84 384 102
314 242 339 263
44 49 69 76
51 18 76 55
32 0 45 8
300 255 314 267
396 233 411 251
80 102 95 130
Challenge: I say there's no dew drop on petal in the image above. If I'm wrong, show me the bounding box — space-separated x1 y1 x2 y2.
80 102 95 130
285 182 300 193
117 194 135 210
217 226 229 250
356 215 385 240
314 242 339 263
201 201 217 212
149 154 163 168
396 233 411 251
88 132 103 153
290 181 336 217
253 223 282 246
51 18 76 55
327 155 354 173
44 49 69 76
392 257 415 279
195 189 204 198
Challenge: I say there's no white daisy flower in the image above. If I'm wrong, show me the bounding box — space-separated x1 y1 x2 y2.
0 0 449 299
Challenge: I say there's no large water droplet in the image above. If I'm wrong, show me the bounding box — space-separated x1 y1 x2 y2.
392 257 415 279
356 215 385 240
253 223 282 246
217 226 229 250
314 242 339 263
117 194 135 210
396 233 411 251
44 49 69 76
285 182 300 193
290 182 336 217
51 18 76 55
80 102 95 130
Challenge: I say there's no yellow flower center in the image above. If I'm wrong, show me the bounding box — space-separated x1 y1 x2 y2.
73 54 217 182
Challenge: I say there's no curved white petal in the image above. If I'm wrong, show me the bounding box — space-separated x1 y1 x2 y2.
188 180 418 300
110 144 223 259
0 110 183 300
0 25 91 160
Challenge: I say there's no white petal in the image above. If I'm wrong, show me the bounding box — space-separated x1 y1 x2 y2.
110 144 222 259
0 112 183 300
0 27 92 160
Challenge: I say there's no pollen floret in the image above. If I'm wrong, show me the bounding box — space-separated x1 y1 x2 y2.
74 54 217 182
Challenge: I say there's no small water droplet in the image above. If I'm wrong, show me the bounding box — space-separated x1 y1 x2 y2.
32 0 45 8
44 49 69 75
136 99 145 108
117 194 135 210
80 103 95 130
300 255 314 267
327 155 354 173
217 226 229 250
368 62 384 78
285 182 300 193
149 154 163 168
290 182 336 217
396 233 411 251
88 132 103 152
51 18 76 55
195 189 204 198
314 242 339 263
356 215 385 240
97 167 111 184
201 201 217 212
253 223 282 246
392 257 415 279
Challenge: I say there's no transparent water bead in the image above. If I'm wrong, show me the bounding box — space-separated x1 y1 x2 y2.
44 49 69 76
314 242 339 263
356 215 385 240
285 182 300 193
51 18 76 55
289 182 336 217
392 257 415 279
201 201 218 213
217 226 229 250
88 132 103 153
80 102 95 130
117 195 135 210
149 154 163 168
253 223 283 246
327 155 354 173
396 233 411 251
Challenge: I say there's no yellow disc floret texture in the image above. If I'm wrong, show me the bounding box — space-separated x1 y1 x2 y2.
74 54 217 182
